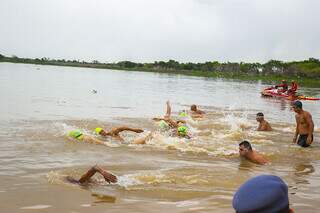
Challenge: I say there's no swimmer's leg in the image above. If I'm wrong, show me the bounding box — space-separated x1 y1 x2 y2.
133 132 153 145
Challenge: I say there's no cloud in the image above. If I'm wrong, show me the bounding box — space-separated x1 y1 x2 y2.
1 0 319 62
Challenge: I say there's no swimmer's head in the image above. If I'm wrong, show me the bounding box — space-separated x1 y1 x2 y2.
159 120 169 130
95 127 103 135
239 140 252 156
177 125 188 137
68 130 83 140
179 111 188 117
190 105 197 111
95 127 108 136
256 112 264 122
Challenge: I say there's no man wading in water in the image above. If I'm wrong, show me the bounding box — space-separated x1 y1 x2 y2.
292 100 314 147
256 112 272 131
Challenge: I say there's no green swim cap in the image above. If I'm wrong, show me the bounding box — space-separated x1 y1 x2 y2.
68 130 83 139
95 127 103 134
179 112 188 117
178 126 188 136
159 120 169 130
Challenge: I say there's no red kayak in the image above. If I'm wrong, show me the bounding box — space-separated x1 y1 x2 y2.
261 88 320 101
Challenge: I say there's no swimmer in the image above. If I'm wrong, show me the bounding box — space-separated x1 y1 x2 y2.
153 117 186 129
66 165 117 185
239 141 269 165
256 112 272 131
292 100 314 147
153 100 186 129
134 124 191 144
67 130 105 145
190 104 205 118
95 126 144 142
175 125 191 139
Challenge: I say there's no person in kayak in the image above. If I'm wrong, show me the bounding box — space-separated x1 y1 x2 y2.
239 141 269 165
287 80 298 95
256 112 272 131
292 100 314 147
275 79 288 92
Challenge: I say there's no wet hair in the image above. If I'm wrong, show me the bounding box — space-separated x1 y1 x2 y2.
190 105 197 111
256 112 264 117
239 140 252 150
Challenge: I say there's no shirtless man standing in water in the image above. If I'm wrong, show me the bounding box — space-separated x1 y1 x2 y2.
239 141 269 165
292 100 314 147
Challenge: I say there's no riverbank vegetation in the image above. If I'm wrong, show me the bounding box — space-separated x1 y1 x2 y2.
1 53 319 87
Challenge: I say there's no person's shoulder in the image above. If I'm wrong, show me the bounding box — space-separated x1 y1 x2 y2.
304 110 312 117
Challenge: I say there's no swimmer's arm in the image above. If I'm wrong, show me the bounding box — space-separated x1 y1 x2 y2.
257 123 263 131
306 114 314 144
293 115 299 143
111 127 144 134
191 114 203 119
266 122 272 131
199 110 205 114
67 136 78 143
164 100 171 118
84 135 105 145
306 113 314 134
152 117 165 121
78 166 117 184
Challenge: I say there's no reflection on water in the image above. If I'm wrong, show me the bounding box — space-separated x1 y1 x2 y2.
0 63 319 213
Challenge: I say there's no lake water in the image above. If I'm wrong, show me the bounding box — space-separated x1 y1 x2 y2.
0 62 319 213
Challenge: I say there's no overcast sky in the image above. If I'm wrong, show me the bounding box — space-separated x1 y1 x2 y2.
1 0 319 63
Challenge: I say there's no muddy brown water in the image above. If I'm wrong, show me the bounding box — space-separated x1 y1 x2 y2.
0 63 319 212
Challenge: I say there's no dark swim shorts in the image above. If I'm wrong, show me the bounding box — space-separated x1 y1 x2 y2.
297 134 313 147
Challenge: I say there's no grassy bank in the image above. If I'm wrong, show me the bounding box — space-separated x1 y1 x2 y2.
1 54 320 88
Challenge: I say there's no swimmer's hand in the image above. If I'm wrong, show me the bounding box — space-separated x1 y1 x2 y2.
292 137 297 144
307 135 312 145
101 170 117 184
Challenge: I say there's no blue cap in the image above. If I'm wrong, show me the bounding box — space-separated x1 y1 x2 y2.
293 100 302 109
233 175 289 213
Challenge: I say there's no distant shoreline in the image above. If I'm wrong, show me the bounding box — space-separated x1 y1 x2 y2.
1 54 320 87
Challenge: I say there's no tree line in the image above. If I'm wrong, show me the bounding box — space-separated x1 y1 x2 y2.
1 53 319 79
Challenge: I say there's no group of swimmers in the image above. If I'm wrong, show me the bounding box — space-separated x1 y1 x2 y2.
65 98 314 212
67 101 204 145
66 98 314 176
